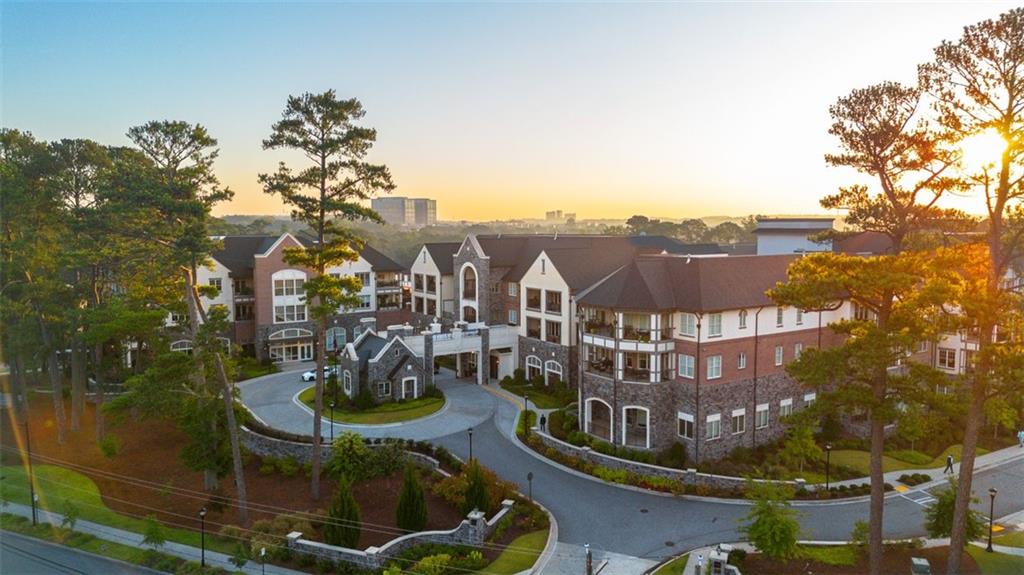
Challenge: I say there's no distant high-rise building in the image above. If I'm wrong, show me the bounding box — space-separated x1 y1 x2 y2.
412 198 437 226
371 197 436 226
545 210 563 221
564 212 576 221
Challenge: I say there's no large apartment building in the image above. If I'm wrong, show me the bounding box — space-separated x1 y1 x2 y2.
185 233 408 362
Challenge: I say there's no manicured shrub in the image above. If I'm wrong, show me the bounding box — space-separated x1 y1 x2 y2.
98 434 119 458
462 460 490 515
353 386 375 411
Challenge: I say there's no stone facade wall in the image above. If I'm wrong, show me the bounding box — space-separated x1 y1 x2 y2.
579 369 808 463
366 339 430 401
452 240 490 324
286 502 514 570
254 312 377 361
239 426 442 470
518 336 575 385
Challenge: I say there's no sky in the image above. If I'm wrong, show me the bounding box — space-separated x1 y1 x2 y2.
2 1 1017 221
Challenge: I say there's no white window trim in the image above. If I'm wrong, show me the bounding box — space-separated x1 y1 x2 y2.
707 355 722 380
677 411 695 440
706 413 722 440
621 405 651 449
402 376 417 399
585 398 614 442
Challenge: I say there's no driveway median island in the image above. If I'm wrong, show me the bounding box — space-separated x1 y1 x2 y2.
299 386 445 425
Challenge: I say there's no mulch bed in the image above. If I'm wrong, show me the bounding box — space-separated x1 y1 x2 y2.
0 394 464 548
742 545 981 575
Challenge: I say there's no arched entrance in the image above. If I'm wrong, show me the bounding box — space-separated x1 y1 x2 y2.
586 398 612 441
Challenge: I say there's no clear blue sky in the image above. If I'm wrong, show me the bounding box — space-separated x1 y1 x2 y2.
2 2 1014 220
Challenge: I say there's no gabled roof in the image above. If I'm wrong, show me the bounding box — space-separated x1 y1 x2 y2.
211 235 279 277
423 242 461 275
352 333 388 371
579 254 797 313
359 244 404 272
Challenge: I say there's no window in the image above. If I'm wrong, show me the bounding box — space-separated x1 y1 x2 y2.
208 278 222 293
274 304 307 323
508 310 518 325
233 278 253 296
738 352 747 370
679 354 695 379
526 317 542 339
268 327 313 340
853 302 873 321
545 291 562 315
414 274 424 291
794 343 803 359
917 341 928 353
541 258 546 274
780 398 793 417
545 320 561 343
414 296 424 313
526 288 542 311
679 313 697 337
796 309 804 325
426 298 436 316
325 327 346 351
731 408 746 434
756 403 769 429
273 278 305 297
426 275 437 294
545 361 563 386
526 356 542 380
938 347 956 369
774 345 783 366
708 313 723 337
739 309 748 329
508 282 517 297
677 412 694 440
706 414 721 440
354 272 371 287
776 306 784 327
377 381 392 397
707 355 722 379
354 295 372 310
169 312 185 325
170 340 193 353
234 302 254 320
803 392 816 406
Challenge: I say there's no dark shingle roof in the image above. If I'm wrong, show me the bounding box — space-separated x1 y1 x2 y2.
835 231 894 255
579 254 797 312
211 235 279 277
353 333 388 371
360 244 404 272
424 242 461 275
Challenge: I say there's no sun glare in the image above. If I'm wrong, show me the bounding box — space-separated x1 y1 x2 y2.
959 129 1008 170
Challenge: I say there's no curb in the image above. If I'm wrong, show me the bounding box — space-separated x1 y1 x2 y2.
526 498 559 575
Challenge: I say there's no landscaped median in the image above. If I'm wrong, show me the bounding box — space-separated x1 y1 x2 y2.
299 386 445 425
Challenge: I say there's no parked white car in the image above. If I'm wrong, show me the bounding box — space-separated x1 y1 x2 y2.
301 366 338 382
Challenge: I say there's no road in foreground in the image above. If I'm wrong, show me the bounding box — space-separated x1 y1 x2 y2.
0 530 158 575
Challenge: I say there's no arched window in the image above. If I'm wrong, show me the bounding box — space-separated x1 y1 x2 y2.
545 360 562 386
461 264 477 300
268 328 313 340
462 306 477 323
622 406 650 449
586 398 613 441
738 309 748 330
526 356 542 381
325 327 346 351
170 340 193 353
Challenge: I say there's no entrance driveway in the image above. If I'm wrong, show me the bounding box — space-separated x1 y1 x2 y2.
238 367 497 440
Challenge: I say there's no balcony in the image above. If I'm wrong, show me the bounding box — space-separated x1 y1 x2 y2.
587 359 614 377
584 320 614 338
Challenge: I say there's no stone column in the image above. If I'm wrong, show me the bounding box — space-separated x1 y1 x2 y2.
423 332 434 388
479 326 490 386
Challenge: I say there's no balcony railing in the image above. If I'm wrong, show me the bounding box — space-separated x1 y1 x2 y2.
376 279 401 288
584 321 614 338
622 326 673 342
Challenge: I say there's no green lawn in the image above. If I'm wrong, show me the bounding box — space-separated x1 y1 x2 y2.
994 531 1024 548
829 445 987 476
798 544 859 566
653 553 690 574
968 545 1024 575
499 382 571 409
478 529 548 574
0 464 234 554
299 387 444 424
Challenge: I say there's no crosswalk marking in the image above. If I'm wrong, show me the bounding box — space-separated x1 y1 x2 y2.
900 490 937 506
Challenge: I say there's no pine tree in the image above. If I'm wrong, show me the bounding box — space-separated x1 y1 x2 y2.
324 478 361 548
462 460 490 515
396 465 428 532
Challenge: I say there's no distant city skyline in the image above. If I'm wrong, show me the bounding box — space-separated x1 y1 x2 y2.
3 2 1014 220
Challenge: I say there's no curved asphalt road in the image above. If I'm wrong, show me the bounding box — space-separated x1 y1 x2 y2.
239 366 1024 564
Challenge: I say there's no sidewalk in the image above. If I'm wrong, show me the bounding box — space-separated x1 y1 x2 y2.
829 444 1024 490
3 501 306 575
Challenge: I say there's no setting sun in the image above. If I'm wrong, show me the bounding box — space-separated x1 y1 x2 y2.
959 129 1008 170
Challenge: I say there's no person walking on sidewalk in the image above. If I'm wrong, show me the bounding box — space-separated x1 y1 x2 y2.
944 454 955 474
1017 429 1024 448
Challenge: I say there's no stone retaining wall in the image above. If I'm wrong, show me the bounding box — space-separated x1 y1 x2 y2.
533 428 809 491
286 500 514 570
240 426 444 472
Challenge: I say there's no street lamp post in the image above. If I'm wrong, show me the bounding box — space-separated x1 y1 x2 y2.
527 471 534 502
825 443 833 492
329 401 336 444
199 507 207 566
25 422 37 526
987 488 998 552
585 542 593 575
468 428 474 461
524 393 530 439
